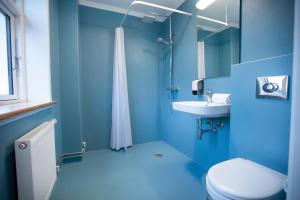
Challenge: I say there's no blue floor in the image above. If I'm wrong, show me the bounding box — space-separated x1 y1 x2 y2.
50 141 208 200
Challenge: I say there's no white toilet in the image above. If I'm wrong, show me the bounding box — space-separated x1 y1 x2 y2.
206 158 287 200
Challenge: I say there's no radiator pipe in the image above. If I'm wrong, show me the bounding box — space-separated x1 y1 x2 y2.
56 142 86 172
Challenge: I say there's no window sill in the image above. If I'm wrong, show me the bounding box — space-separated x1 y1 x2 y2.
0 101 56 121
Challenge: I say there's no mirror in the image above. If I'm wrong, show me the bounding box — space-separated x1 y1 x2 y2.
197 0 240 79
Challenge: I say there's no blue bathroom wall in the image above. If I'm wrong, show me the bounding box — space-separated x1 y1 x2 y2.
50 0 63 159
229 0 294 174
241 0 294 62
160 0 294 172
79 6 162 150
0 108 54 200
230 55 292 174
159 0 231 170
58 0 82 153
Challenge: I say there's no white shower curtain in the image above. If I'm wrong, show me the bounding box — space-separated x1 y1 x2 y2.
111 27 132 150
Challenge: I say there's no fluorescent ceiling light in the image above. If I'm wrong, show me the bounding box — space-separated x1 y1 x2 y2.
196 0 216 10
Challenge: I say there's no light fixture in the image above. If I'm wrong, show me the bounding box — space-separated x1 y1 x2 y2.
196 0 216 10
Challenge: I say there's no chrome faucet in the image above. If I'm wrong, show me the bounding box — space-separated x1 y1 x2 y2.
206 89 213 103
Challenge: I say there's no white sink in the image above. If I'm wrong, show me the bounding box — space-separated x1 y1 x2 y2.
172 101 230 118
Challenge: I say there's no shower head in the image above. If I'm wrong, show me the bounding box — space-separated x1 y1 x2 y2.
157 37 164 42
157 37 170 46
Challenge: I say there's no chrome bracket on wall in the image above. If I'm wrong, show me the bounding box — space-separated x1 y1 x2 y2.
256 75 289 100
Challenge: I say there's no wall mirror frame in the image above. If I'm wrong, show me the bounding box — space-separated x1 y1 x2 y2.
196 0 241 79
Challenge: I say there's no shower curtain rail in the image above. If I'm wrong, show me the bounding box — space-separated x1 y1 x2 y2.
197 4 228 26
197 15 228 26
119 0 192 27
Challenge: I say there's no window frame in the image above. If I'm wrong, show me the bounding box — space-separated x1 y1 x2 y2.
0 3 18 102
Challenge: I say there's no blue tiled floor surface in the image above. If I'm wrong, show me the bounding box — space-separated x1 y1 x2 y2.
51 141 207 200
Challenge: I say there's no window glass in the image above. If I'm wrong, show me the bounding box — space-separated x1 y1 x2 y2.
0 9 13 96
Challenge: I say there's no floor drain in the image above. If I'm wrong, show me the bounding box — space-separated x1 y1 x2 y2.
153 153 163 157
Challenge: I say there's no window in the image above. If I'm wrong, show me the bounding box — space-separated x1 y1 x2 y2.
0 5 17 101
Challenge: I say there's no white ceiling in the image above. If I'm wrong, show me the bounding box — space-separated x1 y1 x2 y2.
79 0 187 21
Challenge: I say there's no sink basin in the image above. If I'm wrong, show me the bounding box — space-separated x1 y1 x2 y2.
172 101 230 118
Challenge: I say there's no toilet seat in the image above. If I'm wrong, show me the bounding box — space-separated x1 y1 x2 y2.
206 158 287 200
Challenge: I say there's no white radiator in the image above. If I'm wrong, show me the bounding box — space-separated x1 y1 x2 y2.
15 119 57 200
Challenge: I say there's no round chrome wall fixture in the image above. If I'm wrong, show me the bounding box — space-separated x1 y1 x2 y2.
18 142 27 150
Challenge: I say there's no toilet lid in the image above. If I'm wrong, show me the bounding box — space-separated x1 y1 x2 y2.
206 158 287 199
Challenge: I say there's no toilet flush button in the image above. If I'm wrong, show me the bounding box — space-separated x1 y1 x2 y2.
256 75 289 100
262 83 279 93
